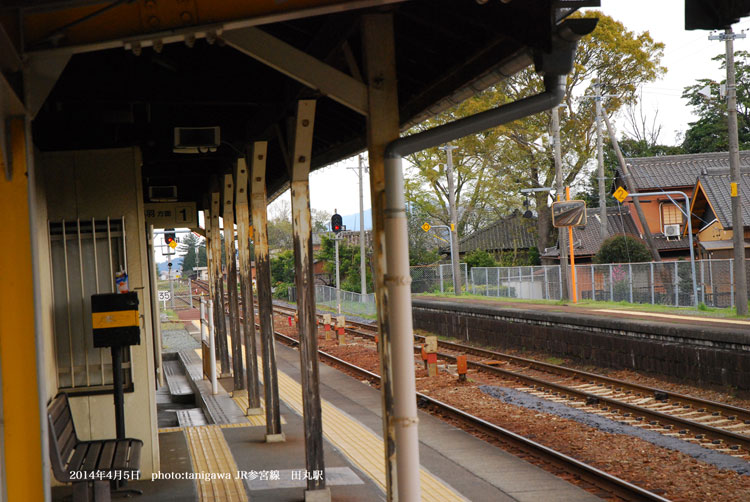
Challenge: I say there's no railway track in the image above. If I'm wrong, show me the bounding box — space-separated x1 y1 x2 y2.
270 303 750 458
270 328 670 502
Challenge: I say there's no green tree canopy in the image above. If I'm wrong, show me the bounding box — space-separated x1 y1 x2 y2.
681 51 750 153
316 235 374 293
464 249 497 270
404 12 665 257
178 232 206 276
594 235 652 264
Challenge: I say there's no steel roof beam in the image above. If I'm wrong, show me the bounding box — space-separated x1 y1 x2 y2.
223 27 367 116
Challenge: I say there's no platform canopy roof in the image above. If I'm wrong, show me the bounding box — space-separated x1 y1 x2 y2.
1 0 598 206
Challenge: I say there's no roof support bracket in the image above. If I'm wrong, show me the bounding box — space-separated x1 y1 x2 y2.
223 27 367 115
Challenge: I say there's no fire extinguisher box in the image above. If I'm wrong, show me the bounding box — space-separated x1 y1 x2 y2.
91 292 140 348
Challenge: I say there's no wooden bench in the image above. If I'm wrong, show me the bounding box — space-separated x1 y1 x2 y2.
48 393 142 502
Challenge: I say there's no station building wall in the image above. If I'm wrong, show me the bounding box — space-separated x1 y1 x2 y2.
36 147 159 479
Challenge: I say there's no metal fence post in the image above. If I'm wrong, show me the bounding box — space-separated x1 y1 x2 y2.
650 262 655 305
188 277 193 309
674 261 679 306
485 268 489 296
590 264 595 301
700 261 705 305
730 262 735 309
609 264 613 301
709 260 715 307
628 263 633 303
497 267 500 297
544 267 549 300
439 265 444 293
558 266 562 299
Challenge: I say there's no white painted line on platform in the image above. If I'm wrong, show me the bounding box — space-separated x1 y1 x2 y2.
593 309 750 325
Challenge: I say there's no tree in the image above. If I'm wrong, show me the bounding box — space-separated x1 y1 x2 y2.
178 233 206 277
681 51 750 153
404 12 665 258
316 235 374 293
464 249 496 270
594 235 652 264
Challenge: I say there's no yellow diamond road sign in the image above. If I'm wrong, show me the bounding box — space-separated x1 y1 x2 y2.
169 240 178 249
613 186 629 203
421 222 431 232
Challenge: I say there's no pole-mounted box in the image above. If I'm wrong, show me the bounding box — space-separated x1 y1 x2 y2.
91 292 140 348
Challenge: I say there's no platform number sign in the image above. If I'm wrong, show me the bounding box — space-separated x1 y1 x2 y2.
144 202 198 228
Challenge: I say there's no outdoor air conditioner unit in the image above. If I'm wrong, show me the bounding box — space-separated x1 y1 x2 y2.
664 224 681 239
173 126 220 153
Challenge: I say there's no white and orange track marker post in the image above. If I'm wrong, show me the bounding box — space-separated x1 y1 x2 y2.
456 354 467 382
425 336 438 377
336 315 346 345
322 313 332 340
420 344 428 370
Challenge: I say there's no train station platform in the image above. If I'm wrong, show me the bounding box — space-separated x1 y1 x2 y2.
52 335 600 502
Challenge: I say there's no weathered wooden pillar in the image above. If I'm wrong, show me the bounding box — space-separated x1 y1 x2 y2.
209 188 230 374
362 13 401 501
223 173 244 391
236 158 262 413
250 141 283 441
289 100 328 500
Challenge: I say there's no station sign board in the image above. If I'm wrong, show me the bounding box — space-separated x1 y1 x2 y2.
145 202 198 228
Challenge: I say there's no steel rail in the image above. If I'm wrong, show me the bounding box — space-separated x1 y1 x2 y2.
270 328 670 502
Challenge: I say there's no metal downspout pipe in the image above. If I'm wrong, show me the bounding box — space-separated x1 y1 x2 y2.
383 73 565 502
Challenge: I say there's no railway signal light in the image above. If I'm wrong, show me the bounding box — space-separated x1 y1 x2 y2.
165 228 177 248
331 213 343 234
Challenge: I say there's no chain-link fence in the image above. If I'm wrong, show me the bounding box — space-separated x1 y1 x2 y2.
409 263 469 294
314 284 376 316
471 259 744 308
156 278 198 312
471 265 563 301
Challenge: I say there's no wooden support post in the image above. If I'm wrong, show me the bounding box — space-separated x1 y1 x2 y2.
363 13 400 500
289 100 328 500
250 142 283 441
210 188 230 375
224 173 244 392
236 158 262 414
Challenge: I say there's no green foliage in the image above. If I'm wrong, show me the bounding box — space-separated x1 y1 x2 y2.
407 206 441 266
464 249 497 270
316 235 374 293
681 51 750 153
594 235 652 264
270 250 295 284
272 282 293 299
404 12 665 256
177 233 206 277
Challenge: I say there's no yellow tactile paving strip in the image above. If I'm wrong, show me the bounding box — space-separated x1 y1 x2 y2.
271 359 467 502
184 425 248 502
231 393 287 426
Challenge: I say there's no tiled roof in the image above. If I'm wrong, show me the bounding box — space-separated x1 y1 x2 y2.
541 205 688 258
697 170 750 230
619 150 750 191
459 213 537 254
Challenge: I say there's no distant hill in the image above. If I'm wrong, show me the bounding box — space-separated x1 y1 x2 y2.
338 208 372 231
157 258 183 274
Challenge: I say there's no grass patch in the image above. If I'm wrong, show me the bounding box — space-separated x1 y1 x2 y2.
544 357 565 365
160 321 185 330
418 293 749 319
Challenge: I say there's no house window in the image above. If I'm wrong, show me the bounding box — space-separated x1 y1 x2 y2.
49 218 133 394
662 203 682 230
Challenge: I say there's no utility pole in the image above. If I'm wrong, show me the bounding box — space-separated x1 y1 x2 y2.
595 81 607 238
358 155 367 298
710 28 748 315
551 106 570 301
439 144 462 295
